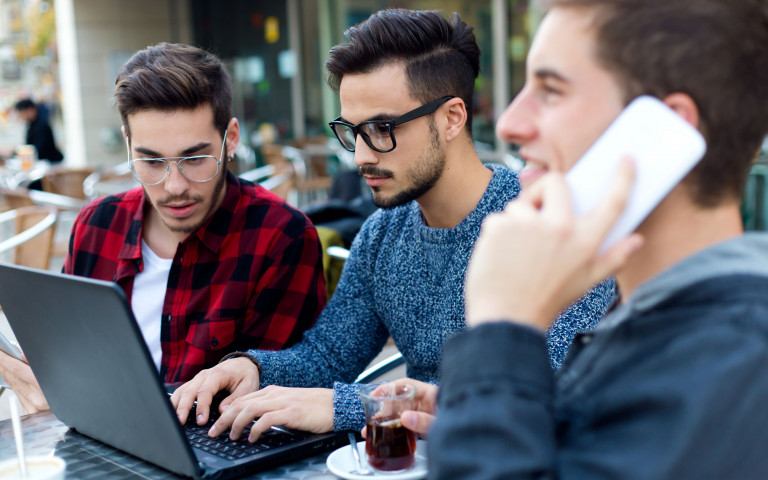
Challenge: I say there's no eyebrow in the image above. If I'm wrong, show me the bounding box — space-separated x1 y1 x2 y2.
533 68 571 84
134 142 212 158
338 113 399 125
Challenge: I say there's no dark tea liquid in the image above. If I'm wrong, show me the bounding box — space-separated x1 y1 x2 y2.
366 417 416 472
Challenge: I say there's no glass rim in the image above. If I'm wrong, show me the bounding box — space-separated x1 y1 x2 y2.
130 156 221 185
359 382 417 401
126 126 228 186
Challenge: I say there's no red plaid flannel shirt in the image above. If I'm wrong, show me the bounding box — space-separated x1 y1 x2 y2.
63 171 326 383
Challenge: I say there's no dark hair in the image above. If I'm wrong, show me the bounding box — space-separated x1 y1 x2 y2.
326 9 480 132
14 99 35 111
541 0 768 207
114 43 232 139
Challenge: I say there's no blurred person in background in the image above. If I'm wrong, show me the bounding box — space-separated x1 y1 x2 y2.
14 98 63 163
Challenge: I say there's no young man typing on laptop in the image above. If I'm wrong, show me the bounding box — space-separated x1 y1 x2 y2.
0 43 326 415
171 8 615 442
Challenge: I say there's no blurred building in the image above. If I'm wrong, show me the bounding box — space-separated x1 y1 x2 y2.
53 0 535 168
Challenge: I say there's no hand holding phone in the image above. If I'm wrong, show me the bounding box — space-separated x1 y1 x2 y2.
565 95 706 252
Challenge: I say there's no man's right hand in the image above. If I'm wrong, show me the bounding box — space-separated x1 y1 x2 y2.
170 356 260 425
0 352 49 414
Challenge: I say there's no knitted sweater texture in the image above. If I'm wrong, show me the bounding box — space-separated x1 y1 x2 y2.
249 165 615 430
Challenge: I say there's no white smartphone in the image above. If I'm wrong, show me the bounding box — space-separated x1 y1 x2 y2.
565 95 706 252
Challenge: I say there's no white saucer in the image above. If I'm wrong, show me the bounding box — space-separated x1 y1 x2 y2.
326 439 428 480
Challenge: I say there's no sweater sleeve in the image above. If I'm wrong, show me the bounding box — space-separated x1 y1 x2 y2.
247 212 391 390
546 277 615 370
332 382 367 431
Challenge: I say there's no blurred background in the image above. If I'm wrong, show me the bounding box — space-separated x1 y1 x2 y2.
0 0 764 236
0 0 537 172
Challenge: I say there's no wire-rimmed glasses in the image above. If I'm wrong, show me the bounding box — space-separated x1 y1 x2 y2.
127 128 228 186
329 96 455 153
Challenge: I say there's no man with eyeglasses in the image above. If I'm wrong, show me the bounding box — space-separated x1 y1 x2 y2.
0 43 326 414
171 9 614 443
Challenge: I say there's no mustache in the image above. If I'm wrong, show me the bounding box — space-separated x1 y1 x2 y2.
358 166 393 178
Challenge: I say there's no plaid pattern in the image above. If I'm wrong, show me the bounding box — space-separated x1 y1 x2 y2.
63 171 326 383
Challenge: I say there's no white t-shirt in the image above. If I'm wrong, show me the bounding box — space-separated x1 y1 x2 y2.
131 240 173 372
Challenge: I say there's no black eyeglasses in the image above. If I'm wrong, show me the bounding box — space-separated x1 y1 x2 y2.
329 96 455 153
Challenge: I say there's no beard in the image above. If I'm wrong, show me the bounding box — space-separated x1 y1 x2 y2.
368 120 446 209
148 167 228 234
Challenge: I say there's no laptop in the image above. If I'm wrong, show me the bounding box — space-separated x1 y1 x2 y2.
0 263 349 479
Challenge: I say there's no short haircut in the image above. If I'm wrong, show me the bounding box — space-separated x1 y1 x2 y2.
14 99 35 111
325 9 480 133
542 0 768 207
114 43 232 139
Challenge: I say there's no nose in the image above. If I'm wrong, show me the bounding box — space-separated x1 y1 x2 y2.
495 88 538 147
163 161 190 195
352 134 379 168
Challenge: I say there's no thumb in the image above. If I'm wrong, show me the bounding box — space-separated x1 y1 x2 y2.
401 410 434 437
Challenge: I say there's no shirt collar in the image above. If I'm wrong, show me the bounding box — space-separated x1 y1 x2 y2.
192 170 241 253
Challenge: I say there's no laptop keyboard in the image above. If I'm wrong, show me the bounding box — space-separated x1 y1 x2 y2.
184 418 304 461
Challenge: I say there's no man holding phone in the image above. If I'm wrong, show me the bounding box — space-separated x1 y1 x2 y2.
414 0 768 477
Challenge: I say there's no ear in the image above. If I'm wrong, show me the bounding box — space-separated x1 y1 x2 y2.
443 97 468 142
225 117 240 160
662 93 700 130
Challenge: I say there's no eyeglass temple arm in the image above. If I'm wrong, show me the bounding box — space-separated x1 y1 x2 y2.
392 96 456 126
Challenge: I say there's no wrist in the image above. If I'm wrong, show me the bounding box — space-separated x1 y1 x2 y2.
219 351 262 379
467 302 550 331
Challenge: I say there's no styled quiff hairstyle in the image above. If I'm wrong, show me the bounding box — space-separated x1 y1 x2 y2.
114 43 232 140
325 9 480 132
542 0 768 207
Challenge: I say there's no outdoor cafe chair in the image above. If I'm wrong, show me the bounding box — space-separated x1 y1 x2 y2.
0 205 57 270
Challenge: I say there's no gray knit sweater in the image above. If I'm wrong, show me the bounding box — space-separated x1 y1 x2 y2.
249 164 615 430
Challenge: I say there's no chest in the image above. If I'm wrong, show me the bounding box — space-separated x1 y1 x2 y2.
370 233 472 359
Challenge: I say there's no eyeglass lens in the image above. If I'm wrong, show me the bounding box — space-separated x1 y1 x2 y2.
131 156 219 185
128 127 228 186
335 123 393 152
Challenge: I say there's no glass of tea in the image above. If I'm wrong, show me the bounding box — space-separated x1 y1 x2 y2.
359 383 417 473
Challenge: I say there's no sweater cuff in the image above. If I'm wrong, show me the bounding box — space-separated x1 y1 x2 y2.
219 351 263 380
440 322 552 404
333 382 367 431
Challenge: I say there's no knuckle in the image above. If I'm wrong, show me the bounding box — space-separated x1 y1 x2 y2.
283 404 301 417
261 411 280 425
549 218 573 239
483 212 504 227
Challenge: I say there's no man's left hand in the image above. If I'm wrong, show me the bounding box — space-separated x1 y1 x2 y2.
0 352 49 414
207 386 334 442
